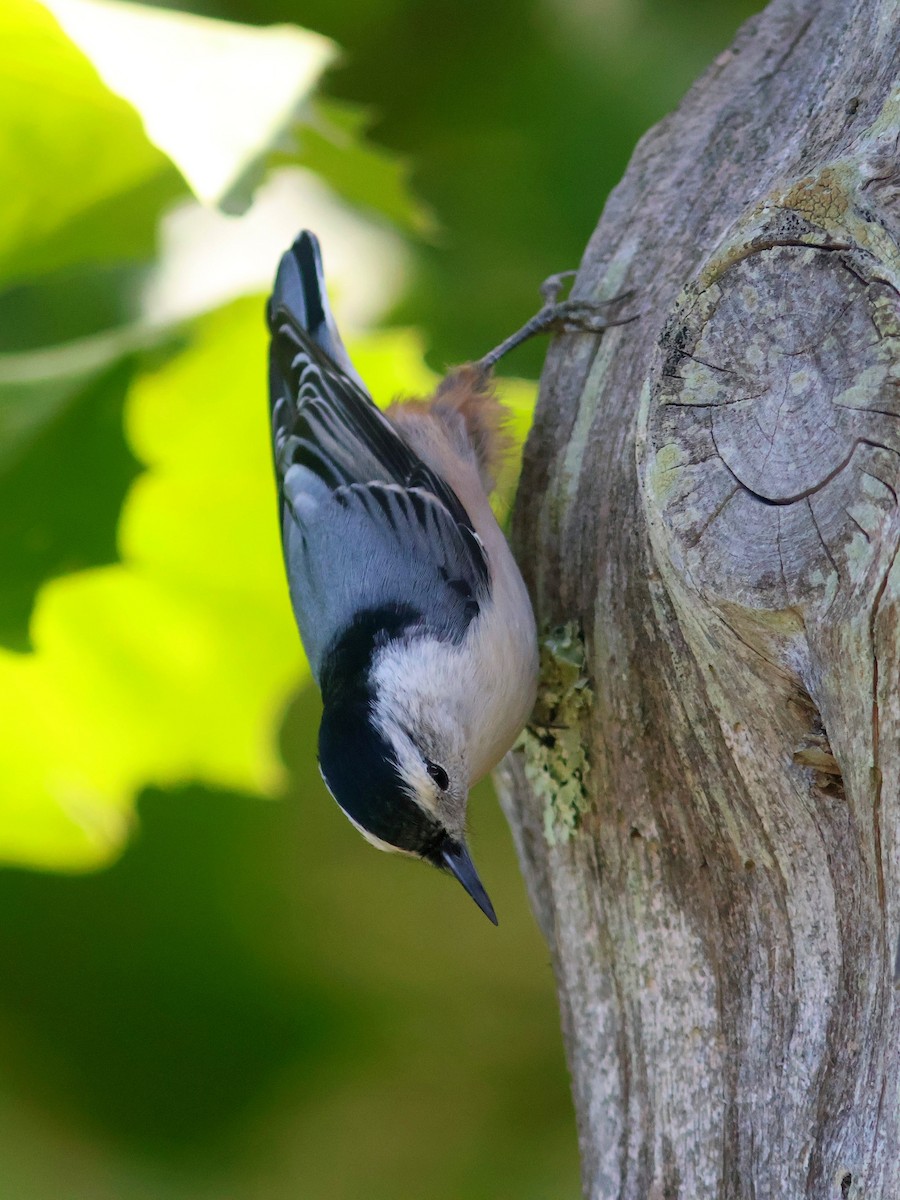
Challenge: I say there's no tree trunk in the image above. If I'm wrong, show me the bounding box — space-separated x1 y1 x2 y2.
496 1 900 1196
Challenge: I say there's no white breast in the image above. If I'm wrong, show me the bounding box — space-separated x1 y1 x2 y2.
379 403 539 782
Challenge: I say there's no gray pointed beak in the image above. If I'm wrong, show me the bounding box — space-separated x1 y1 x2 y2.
441 841 498 925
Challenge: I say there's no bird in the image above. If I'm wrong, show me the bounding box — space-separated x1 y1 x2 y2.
267 231 632 922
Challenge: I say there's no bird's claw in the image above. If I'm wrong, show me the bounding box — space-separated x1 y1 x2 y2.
539 269 577 305
539 267 635 309
476 280 639 371
542 296 640 335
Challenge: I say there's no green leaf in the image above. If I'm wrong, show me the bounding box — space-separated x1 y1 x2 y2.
0 324 181 650
286 98 436 236
0 298 305 870
0 358 139 651
46 0 336 214
0 262 151 354
0 1 342 642
0 0 185 289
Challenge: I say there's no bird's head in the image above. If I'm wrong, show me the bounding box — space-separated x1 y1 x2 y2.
317 685 497 924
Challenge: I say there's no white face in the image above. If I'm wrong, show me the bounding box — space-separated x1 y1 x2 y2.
368 639 470 844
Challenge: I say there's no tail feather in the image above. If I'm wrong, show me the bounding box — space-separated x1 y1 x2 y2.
268 230 363 388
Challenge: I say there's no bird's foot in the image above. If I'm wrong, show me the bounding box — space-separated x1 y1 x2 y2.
539 269 578 306
477 273 638 372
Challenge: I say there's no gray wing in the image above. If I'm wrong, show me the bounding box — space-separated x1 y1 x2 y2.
281 473 486 678
267 232 490 680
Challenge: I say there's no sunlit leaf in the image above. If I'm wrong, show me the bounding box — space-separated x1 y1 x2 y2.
46 0 335 213
0 0 185 289
0 299 304 869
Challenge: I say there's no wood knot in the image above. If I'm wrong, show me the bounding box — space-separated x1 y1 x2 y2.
644 242 900 609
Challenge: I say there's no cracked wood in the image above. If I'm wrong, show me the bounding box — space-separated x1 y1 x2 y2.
495 1 900 1197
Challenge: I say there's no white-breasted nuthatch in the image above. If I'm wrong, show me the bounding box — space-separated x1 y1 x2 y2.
267 231 630 922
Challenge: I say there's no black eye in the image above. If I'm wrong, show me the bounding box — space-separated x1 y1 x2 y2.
426 760 449 790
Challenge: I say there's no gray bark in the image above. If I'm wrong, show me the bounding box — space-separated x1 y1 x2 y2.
495 1 900 1197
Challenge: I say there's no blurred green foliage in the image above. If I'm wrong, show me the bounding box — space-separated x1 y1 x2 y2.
0 0 760 1195
285 97 436 236
0 0 185 288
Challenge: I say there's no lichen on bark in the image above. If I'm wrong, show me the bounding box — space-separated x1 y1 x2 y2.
518 623 592 846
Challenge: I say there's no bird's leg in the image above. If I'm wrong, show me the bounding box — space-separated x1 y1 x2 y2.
476 270 638 372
